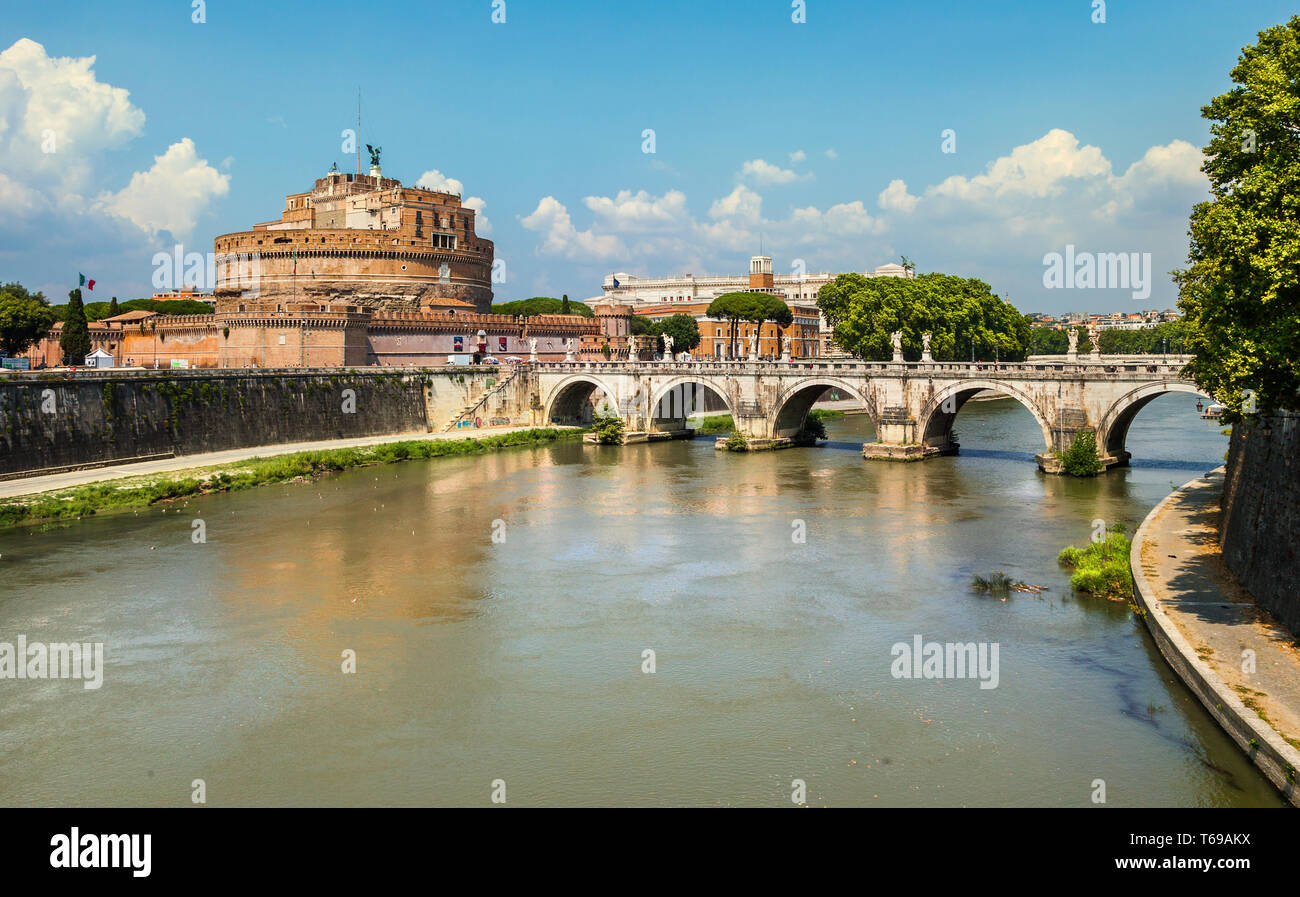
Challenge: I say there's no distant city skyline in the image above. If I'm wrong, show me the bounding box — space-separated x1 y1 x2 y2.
1 0 1294 312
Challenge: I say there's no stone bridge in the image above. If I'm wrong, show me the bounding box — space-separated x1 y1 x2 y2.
526 355 1206 473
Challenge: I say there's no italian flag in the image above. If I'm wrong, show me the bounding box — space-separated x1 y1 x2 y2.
78 273 95 291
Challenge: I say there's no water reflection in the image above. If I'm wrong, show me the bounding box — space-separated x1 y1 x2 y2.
0 392 1279 807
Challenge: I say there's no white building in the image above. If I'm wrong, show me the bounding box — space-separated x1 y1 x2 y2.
601 259 913 356
602 260 912 306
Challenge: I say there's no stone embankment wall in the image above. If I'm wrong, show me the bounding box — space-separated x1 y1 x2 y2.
1221 411 1300 635
0 368 528 477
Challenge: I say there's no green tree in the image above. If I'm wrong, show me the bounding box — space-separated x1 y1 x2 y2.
707 291 765 358
1029 325 1092 355
491 297 593 318
60 287 92 364
1175 16 1300 417
1096 321 1188 355
819 272 1030 361
629 315 657 336
0 283 55 357
1060 429 1104 477
744 294 793 356
107 296 119 317
655 313 701 354
592 411 624 444
561 293 570 314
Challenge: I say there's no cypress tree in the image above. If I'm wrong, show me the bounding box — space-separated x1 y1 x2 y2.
561 293 570 314
60 287 92 365
108 296 119 317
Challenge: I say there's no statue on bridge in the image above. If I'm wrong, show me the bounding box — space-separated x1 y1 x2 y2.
662 333 674 361
1067 328 1079 359
564 338 575 362
781 333 792 362
749 329 759 362
921 332 933 363
891 331 904 363
529 337 538 362
627 334 638 360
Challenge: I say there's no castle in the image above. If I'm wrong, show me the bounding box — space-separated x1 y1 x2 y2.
214 161 495 314
25 163 622 369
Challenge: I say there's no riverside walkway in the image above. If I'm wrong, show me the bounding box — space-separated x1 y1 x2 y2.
1132 468 1300 805
0 425 555 500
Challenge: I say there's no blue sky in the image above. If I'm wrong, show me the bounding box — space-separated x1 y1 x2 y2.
1 0 1294 312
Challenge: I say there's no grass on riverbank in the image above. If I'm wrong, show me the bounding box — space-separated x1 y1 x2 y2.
1058 525 1135 601
0 428 583 529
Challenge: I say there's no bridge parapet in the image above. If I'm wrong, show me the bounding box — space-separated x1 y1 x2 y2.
531 356 1194 382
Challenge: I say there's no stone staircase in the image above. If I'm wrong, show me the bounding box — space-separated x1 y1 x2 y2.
440 366 522 432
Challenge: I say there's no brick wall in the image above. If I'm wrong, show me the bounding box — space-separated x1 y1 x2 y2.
1220 411 1300 635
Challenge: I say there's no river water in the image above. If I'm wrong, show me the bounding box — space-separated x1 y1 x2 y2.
0 395 1283 807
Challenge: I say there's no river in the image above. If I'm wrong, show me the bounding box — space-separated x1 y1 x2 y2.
0 394 1283 806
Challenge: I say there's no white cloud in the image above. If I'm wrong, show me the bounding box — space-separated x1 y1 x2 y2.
877 179 919 213
708 184 763 223
0 38 146 211
739 158 810 186
823 201 885 236
789 149 806 163
518 129 1209 309
97 138 229 238
875 130 1209 309
928 128 1110 201
416 168 464 195
520 196 624 259
0 37 229 294
461 195 492 235
584 189 690 232
824 148 838 159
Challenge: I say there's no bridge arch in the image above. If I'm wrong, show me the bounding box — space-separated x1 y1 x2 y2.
918 380 1054 454
770 377 871 440
542 374 621 426
648 376 733 423
1097 381 1212 464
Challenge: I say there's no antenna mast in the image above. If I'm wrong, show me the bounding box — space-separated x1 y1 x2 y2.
356 89 361 176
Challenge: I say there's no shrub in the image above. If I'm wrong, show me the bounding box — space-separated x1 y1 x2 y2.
592 413 624 444
797 414 828 441
1058 526 1134 600
1061 429 1104 477
724 430 748 452
970 571 1025 595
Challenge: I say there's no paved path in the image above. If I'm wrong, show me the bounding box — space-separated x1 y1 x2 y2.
1133 468 1300 804
0 426 554 500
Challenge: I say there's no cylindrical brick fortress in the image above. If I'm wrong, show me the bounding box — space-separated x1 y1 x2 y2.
213 170 495 314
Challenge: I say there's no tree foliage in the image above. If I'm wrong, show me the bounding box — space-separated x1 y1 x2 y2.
51 297 214 322
592 411 625 444
1028 325 1091 355
0 282 55 357
706 291 793 357
1175 16 1300 416
1060 429 1104 477
654 313 702 353
59 288 92 364
1096 321 1190 355
629 315 656 336
491 296 594 317
817 273 1030 361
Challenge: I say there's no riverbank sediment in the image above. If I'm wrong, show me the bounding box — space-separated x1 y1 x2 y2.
0 426 583 529
1131 468 1300 806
